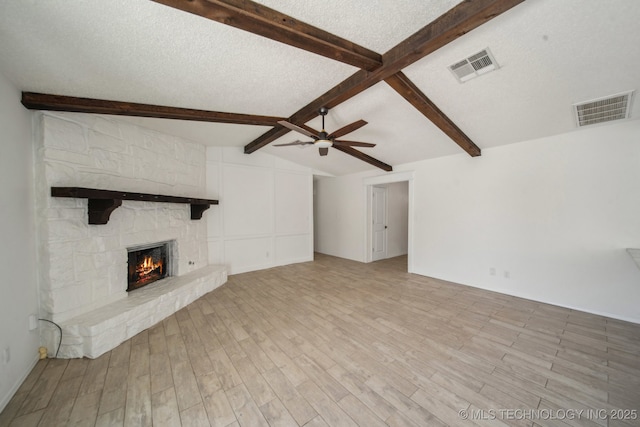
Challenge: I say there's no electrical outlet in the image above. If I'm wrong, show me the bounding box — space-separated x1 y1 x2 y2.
504 270 510 279
489 267 496 276
3 347 9 364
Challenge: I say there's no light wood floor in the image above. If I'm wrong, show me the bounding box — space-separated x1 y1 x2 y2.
1 254 639 427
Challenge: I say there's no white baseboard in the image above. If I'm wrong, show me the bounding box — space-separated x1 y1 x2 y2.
0 354 39 413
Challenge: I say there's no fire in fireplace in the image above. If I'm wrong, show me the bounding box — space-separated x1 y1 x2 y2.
127 242 172 291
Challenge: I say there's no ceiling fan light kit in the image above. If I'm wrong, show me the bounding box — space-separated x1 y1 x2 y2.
274 107 374 157
315 139 333 148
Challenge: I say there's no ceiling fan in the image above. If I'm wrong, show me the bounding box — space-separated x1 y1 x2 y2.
274 107 375 156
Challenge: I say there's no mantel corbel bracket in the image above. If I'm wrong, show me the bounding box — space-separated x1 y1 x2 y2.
190 204 211 220
51 187 219 225
88 198 122 225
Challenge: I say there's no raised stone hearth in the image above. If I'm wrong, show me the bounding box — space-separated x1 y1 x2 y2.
60 265 226 358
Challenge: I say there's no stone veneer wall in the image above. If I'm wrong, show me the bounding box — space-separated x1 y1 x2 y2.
34 112 209 328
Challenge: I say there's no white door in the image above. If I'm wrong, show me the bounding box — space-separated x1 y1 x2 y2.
372 186 387 261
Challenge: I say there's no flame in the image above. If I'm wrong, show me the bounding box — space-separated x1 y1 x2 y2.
136 255 163 278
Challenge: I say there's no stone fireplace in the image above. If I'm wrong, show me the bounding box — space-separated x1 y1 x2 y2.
34 112 226 358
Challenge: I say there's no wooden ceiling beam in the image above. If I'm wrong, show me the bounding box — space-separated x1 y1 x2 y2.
21 92 283 126
245 0 524 154
150 0 382 71
384 72 481 157
332 145 393 172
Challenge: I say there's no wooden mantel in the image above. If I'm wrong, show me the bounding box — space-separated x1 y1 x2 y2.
51 187 218 225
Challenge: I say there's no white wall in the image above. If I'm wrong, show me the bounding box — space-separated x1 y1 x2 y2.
206 147 313 274
0 73 39 411
315 119 640 323
314 173 364 260
386 181 409 258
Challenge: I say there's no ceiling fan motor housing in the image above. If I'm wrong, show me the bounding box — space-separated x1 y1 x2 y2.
315 130 332 147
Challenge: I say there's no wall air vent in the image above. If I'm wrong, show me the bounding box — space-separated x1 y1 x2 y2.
449 48 498 83
573 91 634 127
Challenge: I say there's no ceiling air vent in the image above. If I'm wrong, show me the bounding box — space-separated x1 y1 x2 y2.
449 48 498 83
573 91 634 127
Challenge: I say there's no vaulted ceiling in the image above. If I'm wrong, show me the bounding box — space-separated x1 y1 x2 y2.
1 0 639 176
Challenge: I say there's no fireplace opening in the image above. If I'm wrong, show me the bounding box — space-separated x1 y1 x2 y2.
127 242 173 291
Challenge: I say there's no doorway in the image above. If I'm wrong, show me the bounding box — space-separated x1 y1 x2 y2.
364 171 414 271
371 186 388 261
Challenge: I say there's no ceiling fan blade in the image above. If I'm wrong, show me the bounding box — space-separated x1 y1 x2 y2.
332 145 392 172
277 120 318 139
272 140 313 147
332 140 376 148
318 147 329 156
328 119 367 139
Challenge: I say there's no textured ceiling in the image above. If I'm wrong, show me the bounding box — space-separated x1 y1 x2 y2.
1 0 639 176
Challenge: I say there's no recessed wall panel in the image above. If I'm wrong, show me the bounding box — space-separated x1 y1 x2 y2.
275 171 311 234
223 164 273 236
224 237 272 274
275 234 312 265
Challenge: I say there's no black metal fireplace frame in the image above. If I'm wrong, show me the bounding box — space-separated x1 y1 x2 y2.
127 241 173 291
